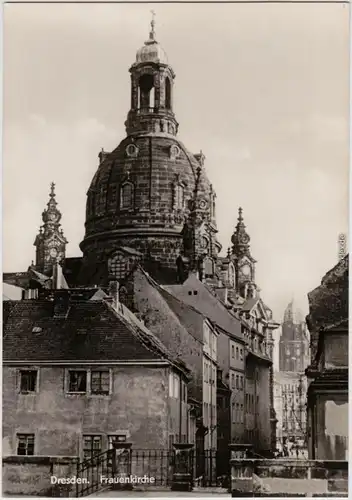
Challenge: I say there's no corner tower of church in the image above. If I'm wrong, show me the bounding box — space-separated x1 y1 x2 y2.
80 18 220 285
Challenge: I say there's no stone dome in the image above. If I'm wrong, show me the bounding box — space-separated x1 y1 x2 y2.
81 135 213 266
136 40 168 65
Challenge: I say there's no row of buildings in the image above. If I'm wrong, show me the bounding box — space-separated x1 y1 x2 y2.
3 20 280 467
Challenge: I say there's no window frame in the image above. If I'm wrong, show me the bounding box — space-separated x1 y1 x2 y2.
83 435 102 461
67 370 88 394
17 433 35 456
66 369 112 396
19 369 38 394
90 370 111 395
120 181 134 210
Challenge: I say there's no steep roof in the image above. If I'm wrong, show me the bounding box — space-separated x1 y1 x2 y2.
3 296 173 363
165 273 243 342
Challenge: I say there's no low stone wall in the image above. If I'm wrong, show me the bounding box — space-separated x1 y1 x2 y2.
230 459 348 497
2 455 79 497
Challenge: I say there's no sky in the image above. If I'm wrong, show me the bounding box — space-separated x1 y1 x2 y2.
3 2 349 337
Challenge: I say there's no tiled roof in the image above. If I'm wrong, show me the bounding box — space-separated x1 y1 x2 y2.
3 297 171 362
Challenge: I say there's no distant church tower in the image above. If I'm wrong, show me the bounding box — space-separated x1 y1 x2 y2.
34 183 68 275
279 300 310 372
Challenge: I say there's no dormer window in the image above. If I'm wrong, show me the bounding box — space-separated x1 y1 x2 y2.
120 182 134 210
125 144 139 158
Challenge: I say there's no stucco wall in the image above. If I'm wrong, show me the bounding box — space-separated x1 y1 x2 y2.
3 364 173 456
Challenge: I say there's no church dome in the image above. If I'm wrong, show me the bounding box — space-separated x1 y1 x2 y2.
80 136 213 270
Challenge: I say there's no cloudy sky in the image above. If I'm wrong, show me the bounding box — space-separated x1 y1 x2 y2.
3 2 349 334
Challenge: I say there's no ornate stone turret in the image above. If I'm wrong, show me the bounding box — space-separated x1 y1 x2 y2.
34 183 68 275
230 208 257 298
125 13 178 137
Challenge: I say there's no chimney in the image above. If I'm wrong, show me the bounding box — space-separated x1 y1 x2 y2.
108 279 120 310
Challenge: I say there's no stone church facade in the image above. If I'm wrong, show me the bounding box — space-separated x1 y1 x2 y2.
3 20 280 458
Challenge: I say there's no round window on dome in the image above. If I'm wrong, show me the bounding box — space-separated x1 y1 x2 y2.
126 144 139 158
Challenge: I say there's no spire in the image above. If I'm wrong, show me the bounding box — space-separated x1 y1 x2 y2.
231 207 251 257
34 182 68 274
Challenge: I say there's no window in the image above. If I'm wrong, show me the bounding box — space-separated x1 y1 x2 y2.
203 257 214 278
68 371 87 393
17 434 34 456
20 370 37 393
120 182 134 209
109 252 128 280
236 347 239 359
83 435 102 461
236 403 239 423
174 184 184 210
91 371 110 395
169 372 180 399
231 345 234 358
231 373 235 388
236 375 239 389
240 404 244 423
240 349 243 360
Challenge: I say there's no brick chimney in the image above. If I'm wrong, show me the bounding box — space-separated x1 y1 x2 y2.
108 279 120 310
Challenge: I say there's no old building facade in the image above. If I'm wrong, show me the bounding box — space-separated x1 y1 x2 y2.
3 289 190 456
305 255 348 460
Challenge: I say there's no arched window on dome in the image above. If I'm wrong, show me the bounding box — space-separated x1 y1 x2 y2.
165 77 171 110
120 182 134 210
172 182 185 211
